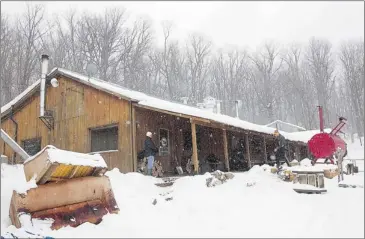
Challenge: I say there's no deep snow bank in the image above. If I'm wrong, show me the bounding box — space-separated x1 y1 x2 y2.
1 162 364 238
346 137 364 160
1 164 38 234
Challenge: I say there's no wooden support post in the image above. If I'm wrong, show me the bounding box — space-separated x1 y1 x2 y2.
222 129 229 171
191 122 199 174
263 136 267 164
245 133 251 168
132 106 137 172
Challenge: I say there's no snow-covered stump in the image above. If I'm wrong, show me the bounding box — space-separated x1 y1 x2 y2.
206 171 234 187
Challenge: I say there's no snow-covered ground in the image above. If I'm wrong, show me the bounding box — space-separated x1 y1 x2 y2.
1 139 364 238
346 137 365 160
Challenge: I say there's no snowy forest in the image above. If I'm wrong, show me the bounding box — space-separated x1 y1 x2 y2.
1 4 364 136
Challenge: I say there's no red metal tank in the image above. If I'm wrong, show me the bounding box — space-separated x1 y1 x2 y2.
308 133 347 159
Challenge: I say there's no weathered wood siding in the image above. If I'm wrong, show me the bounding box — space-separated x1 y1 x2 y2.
135 107 191 173
1 76 133 172
134 107 227 173
197 125 225 163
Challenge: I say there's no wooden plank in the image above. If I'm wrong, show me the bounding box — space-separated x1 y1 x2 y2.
245 133 251 168
222 129 230 171
136 104 210 125
191 122 199 174
132 105 137 172
136 104 190 120
263 136 268 164
190 117 211 124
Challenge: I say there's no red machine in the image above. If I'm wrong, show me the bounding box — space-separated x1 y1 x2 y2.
308 106 347 164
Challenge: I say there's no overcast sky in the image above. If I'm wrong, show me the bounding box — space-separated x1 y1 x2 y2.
1 1 364 51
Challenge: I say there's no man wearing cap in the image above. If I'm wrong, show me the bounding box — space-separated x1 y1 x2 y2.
273 129 290 170
144 131 159 175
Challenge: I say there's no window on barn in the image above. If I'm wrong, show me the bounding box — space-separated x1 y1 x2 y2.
159 128 170 156
22 138 41 156
90 125 118 153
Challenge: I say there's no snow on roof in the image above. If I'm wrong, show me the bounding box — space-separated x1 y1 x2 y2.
49 67 148 101
51 68 298 139
265 120 307 131
1 67 310 143
1 79 41 115
24 145 107 168
284 128 332 143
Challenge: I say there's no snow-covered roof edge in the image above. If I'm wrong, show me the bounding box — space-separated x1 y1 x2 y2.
265 120 307 131
1 79 41 116
1 67 311 143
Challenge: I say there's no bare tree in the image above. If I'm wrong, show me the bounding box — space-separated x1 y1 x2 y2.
250 41 283 122
77 8 126 82
305 38 336 126
1 2 363 134
125 18 153 90
340 40 364 136
115 17 153 90
14 4 47 93
0 15 16 104
45 9 84 72
211 49 252 117
282 43 317 129
186 33 211 105
152 22 187 101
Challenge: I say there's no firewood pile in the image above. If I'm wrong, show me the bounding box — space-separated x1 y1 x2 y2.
137 158 164 177
186 158 193 174
152 160 164 177
206 170 235 187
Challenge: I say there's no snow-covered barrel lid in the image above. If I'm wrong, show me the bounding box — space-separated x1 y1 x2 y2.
24 145 107 168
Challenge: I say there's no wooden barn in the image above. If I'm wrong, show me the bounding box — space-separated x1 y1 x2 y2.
1 55 308 175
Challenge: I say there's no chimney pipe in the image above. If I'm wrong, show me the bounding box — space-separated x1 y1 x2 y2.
216 101 221 114
40 55 49 117
235 100 239 119
181 97 188 105
318 105 324 133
